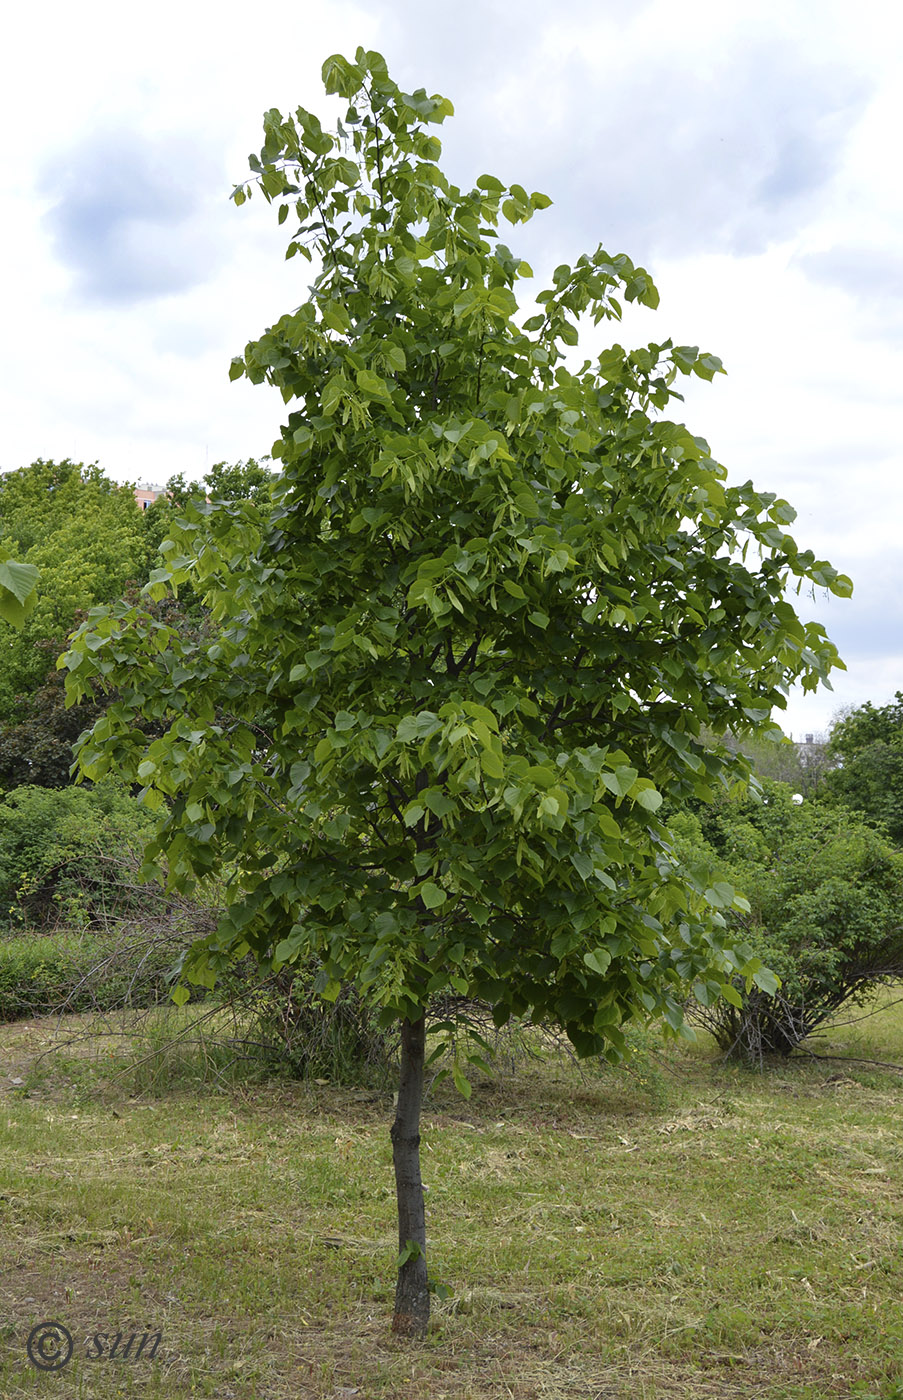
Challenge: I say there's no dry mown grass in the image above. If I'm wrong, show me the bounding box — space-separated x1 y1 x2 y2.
1 997 902 1399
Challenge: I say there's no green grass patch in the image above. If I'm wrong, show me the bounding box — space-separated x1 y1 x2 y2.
0 995 901 1398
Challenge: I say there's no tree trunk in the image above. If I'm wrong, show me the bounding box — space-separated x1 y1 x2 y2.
390 1014 429 1337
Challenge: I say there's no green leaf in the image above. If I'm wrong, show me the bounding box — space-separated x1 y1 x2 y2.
451 1061 472 1099
569 851 593 880
719 982 744 1010
356 367 389 398
584 947 612 976
752 968 780 996
420 881 447 909
397 1238 423 1268
0 556 39 627
480 748 504 780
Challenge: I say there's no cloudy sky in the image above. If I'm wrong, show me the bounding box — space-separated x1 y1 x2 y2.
2 0 900 739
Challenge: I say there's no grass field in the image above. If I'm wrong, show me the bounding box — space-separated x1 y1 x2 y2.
1 994 902 1399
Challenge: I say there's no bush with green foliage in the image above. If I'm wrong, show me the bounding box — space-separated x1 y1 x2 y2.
0 928 181 1021
0 782 156 929
670 782 903 1059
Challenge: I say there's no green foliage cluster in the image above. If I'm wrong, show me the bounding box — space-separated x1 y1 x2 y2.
0 928 177 1021
0 637 109 790
142 460 278 564
825 692 903 844
0 782 155 930
0 460 154 724
0 455 246 789
670 782 903 1058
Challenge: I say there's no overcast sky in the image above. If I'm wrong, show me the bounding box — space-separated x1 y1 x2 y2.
2 0 900 739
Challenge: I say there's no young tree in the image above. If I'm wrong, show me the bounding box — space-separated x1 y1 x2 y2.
62 50 851 1335
705 725 807 790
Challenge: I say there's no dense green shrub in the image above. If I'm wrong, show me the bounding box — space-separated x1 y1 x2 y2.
0 833 218 1022
670 782 903 1059
0 782 156 929
0 929 180 1021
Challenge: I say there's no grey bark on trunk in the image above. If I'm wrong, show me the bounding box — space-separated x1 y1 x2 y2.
390 1014 429 1337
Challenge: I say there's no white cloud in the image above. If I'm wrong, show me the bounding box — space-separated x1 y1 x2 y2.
41 129 225 304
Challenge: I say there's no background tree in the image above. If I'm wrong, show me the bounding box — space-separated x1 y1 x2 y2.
703 725 832 797
0 637 107 791
204 458 277 504
0 460 154 726
824 694 903 844
794 730 833 796
672 782 903 1059
707 726 806 790
63 49 851 1336
147 459 277 516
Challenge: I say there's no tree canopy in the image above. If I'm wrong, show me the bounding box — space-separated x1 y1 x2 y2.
825 693 903 844
0 461 154 724
62 48 851 1334
149 459 278 519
